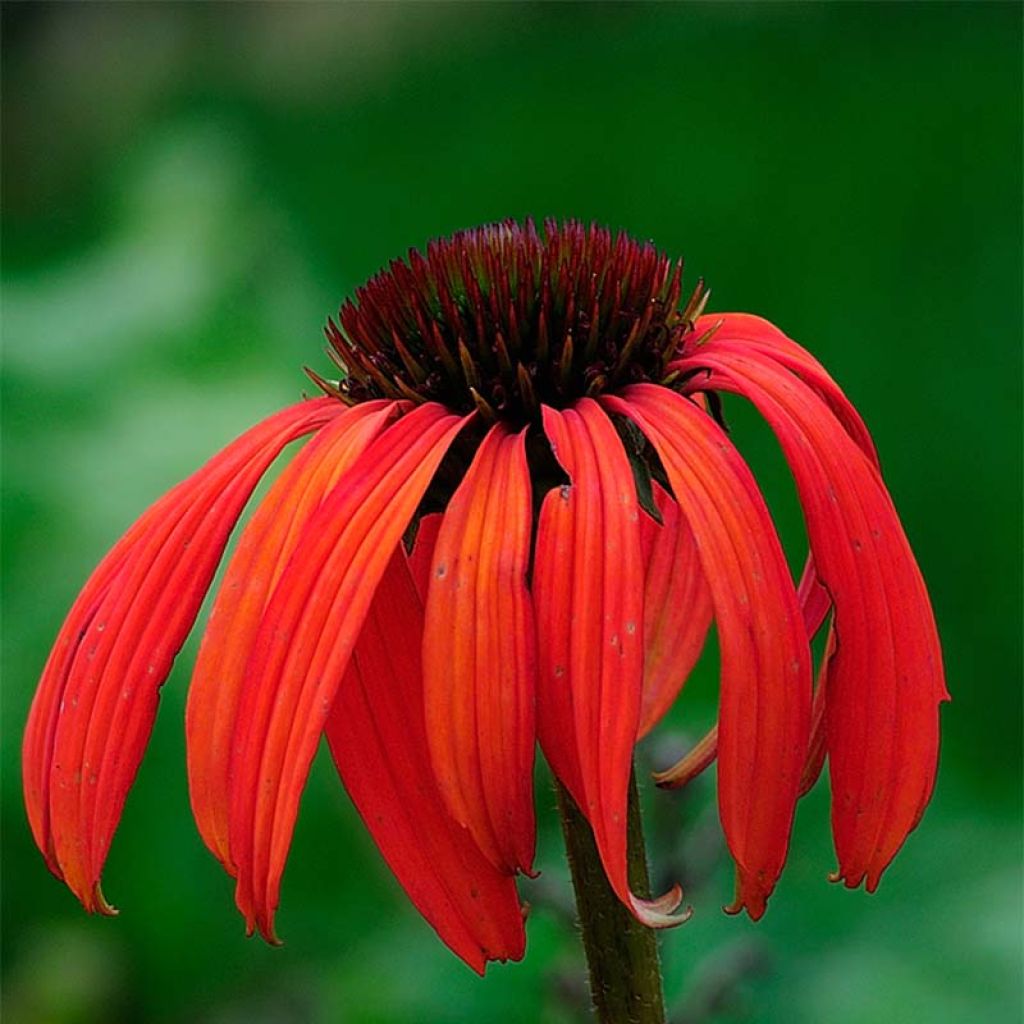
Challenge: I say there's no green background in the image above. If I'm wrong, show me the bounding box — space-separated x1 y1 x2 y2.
3 4 1020 1022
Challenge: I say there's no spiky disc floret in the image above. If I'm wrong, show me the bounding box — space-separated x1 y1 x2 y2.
319 219 708 423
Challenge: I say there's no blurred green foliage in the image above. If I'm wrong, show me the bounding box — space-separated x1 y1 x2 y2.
2 4 1020 1023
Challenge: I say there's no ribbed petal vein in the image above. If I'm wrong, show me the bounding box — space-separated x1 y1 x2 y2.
23 397 339 911
326 547 526 973
603 385 812 919
535 398 684 927
422 424 537 874
186 400 397 871
676 348 947 890
227 402 468 942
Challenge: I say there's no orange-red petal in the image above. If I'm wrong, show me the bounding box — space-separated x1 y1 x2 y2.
534 398 685 927
681 313 879 463
227 402 468 942
186 401 397 871
422 424 537 874
651 557 834 792
675 347 947 890
637 483 713 738
326 547 526 973
603 385 812 920
22 397 339 911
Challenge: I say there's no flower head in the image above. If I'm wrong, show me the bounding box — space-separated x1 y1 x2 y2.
23 219 947 973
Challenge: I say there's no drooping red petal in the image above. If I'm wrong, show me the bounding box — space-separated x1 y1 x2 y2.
637 483 713 738
603 385 812 919
24 539 140 884
326 547 526 974
681 316 895 815
227 402 468 942
422 424 537 874
652 556 834 792
681 313 878 463
186 401 397 871
22 397 340 911
674 348 947 891
534 398 684 927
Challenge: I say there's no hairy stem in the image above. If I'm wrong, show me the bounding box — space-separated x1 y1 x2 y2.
556 773 667 1024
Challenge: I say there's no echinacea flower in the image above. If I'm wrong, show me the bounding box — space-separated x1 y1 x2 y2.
23 219 947 976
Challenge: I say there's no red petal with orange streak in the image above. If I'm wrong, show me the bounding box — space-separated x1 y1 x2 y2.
637 483 713 738
535 398 684 927
186 401 397 871
326 547 526 974
22 397 340 911
422 425 537 874
603 385 812 920
227 402 468 942
675 348 947 891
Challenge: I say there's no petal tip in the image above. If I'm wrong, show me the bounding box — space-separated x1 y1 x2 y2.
254 910 283 946
84 881 118 917
630 884 692 929
726 869 771 921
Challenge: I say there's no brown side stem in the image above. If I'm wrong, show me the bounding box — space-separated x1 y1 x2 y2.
556 773 667 1024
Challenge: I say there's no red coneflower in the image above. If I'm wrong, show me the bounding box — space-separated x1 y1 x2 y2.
23 220 947 990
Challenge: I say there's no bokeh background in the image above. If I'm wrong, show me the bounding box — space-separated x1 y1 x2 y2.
3 4 1021 1023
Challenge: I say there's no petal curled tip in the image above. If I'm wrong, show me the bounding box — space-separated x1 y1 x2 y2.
723 897 766 922
826 866 878 892
724 871 769 921
629 884 692 929
828 867 858 889
652 726 718 790
243 908 282 946
85 881 118 917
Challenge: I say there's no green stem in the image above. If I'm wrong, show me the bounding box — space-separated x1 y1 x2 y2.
556 773 667 1024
